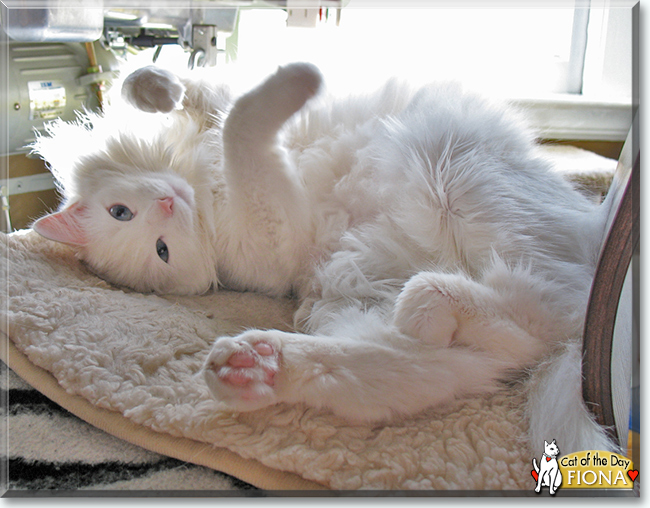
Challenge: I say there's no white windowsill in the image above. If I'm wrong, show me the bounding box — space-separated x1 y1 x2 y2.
510 93 634 142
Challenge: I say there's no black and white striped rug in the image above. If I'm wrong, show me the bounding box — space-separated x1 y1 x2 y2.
2 361 257 496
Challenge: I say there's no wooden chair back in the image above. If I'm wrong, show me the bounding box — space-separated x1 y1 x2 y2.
581 116 640 446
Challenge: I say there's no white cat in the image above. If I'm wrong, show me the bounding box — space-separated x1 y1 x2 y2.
31 63 605 422
532 439 563 495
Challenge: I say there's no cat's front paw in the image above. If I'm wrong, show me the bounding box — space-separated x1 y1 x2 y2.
121 66 185 113
275 62 322 102
262 62 323 119
203 330 282 411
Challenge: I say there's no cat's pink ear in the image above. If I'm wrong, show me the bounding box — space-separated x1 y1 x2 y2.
32 202 88 246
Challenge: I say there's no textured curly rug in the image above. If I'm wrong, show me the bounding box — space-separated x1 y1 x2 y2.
1 230 542 494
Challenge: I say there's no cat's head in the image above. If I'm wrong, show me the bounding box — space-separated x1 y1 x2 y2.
32 135 219 295
544 440 560 457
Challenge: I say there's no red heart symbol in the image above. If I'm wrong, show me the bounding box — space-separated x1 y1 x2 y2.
531 470 539 482
628 470 639 482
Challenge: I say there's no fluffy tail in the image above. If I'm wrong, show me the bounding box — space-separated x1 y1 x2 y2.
524 340 620 455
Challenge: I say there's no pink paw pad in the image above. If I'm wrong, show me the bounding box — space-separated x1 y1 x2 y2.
218 342 277 391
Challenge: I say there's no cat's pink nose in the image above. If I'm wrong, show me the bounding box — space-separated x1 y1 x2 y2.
158 197 174 217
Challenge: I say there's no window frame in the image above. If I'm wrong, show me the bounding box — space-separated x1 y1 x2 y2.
532 0 636 141
234 1 637 141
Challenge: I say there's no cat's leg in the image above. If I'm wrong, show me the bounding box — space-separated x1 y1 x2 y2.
215 64 322 295
121 66 186 113
548 473 557 495
551 468 562 494
203 313 509 422
221 62 321 193
535 469 548 492
393 271 549 365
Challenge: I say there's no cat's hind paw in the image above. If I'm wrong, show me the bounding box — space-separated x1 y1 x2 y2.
393 272 460 348
203 331 281 411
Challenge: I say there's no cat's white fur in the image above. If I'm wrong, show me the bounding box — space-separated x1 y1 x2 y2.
32 63 608 428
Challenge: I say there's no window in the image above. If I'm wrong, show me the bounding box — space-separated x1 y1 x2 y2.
232 5 578 97
133 1 637 141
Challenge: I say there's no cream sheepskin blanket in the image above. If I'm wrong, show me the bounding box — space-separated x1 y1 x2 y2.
0 229 541 491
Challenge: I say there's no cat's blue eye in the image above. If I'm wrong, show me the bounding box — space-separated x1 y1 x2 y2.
109 204 134 221
156 238 169 263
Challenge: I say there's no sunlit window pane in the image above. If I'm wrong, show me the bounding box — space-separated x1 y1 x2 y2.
232 5 576 97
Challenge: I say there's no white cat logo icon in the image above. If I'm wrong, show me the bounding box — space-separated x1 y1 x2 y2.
532 439 563 495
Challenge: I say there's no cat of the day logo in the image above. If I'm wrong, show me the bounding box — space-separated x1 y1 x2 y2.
532 440 638 494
